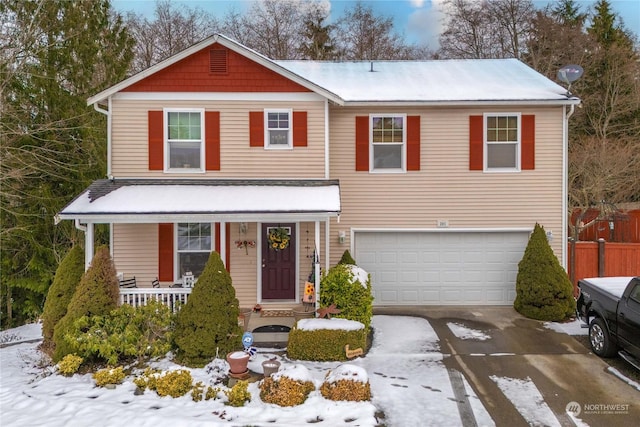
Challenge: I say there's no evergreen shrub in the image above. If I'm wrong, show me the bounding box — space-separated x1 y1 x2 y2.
225 380 251 407
65 300 174 365
320 365 371 401
287 326 366 361
319 261 373 330
338 250 356 265
57 354 83 376
155 369 193 398
173 251 243 367
93 366 125 387
41 245 84 348
52 246 119 362
514 223 576 321
259 365 315 407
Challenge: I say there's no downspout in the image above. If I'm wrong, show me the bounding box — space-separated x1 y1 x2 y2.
562 104 576 270
324 98 330 180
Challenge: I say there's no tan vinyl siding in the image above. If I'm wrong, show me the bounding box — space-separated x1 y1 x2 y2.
229 222 258 307
328 106 565 263
110 99 326 178
113 223 158 286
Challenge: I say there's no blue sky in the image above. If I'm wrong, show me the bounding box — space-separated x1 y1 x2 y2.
112 0 640 50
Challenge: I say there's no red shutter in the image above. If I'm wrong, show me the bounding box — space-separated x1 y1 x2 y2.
158 223 174 281
355 116 369 171
249 111 264 147
406 115 420 171
469 115 484 171
205 111 220 171
293 111 307 147
521 115 535 170
148 111 163 170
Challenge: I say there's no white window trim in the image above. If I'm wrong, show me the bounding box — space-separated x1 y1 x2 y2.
483 112 521 173
264 108 293 149
163 107 206 173
174 222 215 281
369 113 407 173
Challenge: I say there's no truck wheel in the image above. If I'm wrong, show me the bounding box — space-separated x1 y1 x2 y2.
589 318 618 358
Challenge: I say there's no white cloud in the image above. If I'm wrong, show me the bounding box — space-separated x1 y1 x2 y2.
407 0 447 49
409 0 426 7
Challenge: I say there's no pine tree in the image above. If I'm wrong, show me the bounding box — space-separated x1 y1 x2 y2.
299 6 337 60
514 224 575 321
52 246 119 362
173 251 243 367
41 245 85 349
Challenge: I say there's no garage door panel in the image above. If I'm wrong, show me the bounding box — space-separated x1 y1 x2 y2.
355 231 529 305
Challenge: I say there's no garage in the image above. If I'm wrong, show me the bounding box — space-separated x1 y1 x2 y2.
354 231 530 305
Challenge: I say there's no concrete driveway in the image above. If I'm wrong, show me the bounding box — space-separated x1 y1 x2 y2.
374 306 640 427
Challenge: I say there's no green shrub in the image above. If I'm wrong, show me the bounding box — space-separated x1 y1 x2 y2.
287 324 367 361
514 224 575 321
93 366 126 387
133 367 161 391
52 246 119 362
320 364 371 401
338 250 356 265
57 354 83 376
259 366 315 407
42 245 85 349
319 263 373 330
225 380 251 407
155 369 193 398
64 300 174 366
192 382 221 402
173 251 243 367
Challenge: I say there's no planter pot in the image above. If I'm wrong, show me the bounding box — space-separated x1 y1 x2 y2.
262 359 281 377
226 351 250 378
238 308 252 331
293 309 315 323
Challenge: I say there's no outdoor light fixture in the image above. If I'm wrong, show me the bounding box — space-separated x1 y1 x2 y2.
338 230 346 244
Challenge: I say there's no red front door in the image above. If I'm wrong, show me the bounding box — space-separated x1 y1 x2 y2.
262 223 296 300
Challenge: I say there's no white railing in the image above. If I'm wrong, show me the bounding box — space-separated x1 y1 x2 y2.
119 288 192 313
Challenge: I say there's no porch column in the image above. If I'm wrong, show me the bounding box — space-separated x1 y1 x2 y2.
84 222 94 270
219 221 227 268
315 221 321 311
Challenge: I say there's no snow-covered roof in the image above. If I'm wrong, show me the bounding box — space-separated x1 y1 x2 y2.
275 59 576 105
88 33 578 107
56 179 341 223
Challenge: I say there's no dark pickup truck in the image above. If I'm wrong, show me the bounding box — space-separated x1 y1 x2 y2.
577 276 640 370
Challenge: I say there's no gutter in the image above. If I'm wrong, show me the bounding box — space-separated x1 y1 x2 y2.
562 104 576 270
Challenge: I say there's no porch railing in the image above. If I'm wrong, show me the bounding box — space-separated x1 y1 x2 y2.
119 288 192 312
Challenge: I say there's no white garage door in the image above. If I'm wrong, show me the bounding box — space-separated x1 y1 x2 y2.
354 231 529 305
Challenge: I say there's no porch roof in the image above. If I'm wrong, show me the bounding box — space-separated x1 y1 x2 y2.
56 179 341 223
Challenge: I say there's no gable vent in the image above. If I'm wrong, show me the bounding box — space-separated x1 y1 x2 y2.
209 49 228 74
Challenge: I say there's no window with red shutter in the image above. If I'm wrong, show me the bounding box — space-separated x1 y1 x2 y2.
406 115 421 171
355 116 369 171
148 111 163 170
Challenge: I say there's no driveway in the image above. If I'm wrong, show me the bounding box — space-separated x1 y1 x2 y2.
374 306 640 427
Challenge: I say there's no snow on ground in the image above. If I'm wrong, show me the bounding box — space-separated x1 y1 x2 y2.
544 318 588 336
489 375 561 427
0 316 489 427
447 322 491 341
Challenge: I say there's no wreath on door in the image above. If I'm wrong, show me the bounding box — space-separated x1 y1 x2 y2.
268 227 290 251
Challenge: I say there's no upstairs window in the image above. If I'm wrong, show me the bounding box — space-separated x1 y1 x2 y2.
166 109 204 171
371 114 405 172
485 114 520 171
265 109 292 148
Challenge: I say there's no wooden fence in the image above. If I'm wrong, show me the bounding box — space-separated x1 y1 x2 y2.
568 239 640 293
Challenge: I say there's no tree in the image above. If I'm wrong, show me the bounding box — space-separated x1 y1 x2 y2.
335 2 409 60
298 3 338 60
125 0 218 73
514 224 575 321
0 0 133 328
52 246 120 362
173 251 243 367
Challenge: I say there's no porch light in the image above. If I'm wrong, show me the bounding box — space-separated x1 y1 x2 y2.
338 230 346 244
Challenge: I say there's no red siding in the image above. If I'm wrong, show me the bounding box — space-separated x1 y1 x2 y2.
158 223 174 281
355 116 369 171
124 44 311 93
249 111 264 147
293 111 307 147
406 115 420 171
521 114 535 170
469 115 484 170
205 111 220 171
148 111 163 170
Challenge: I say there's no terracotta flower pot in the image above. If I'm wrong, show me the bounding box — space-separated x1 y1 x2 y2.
226 351 250 376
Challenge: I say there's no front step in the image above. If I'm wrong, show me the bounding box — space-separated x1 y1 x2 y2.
619 351 640 371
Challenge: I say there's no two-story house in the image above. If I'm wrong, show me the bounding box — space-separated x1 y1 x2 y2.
57 34 579 311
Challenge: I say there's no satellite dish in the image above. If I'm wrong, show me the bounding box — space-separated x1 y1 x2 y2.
557 64 583 96
557 64 583 84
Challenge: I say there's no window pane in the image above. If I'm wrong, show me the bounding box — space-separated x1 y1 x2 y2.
373 144 402 169
169 141 201 168
269 129 289 145
487 143 517 168
372 116 404 143
179 252 209 278
167 112 201 141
